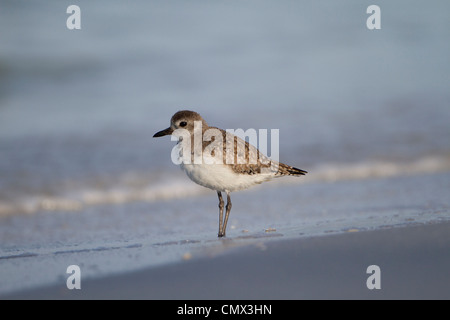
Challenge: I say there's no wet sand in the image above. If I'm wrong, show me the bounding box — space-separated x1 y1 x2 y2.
5 221 450 300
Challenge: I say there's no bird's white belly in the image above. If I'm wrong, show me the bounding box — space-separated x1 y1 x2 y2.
180 163 272 192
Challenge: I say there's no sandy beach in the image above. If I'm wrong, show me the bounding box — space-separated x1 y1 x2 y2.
1 169 450 299
1 170 449 299
4 220 450 300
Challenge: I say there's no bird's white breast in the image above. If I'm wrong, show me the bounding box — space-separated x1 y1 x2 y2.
180 162 272 192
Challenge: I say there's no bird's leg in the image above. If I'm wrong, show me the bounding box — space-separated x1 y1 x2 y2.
217 191 224 237
221 192 232 237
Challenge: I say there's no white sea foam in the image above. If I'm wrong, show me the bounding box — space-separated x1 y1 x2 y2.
304 154 450 183
1 154 449 217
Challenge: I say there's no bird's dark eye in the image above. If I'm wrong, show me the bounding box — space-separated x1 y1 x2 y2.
179 121 187 127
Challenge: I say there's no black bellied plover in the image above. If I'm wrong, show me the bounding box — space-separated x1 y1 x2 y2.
154 110 307 237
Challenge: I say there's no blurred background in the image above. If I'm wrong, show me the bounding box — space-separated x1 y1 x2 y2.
0 0 449 215
1 0 450 296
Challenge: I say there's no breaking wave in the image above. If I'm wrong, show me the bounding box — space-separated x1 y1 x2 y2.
1 154 449 216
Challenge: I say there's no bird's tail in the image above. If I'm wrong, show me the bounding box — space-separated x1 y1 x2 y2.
276 162 308 176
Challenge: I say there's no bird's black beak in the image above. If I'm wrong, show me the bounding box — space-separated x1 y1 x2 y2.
153 127 173 138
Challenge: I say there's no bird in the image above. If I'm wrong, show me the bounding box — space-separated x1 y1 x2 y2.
153 110 307 237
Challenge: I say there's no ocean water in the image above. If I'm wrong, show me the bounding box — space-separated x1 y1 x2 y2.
1 0 450 294
0 0 449 216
